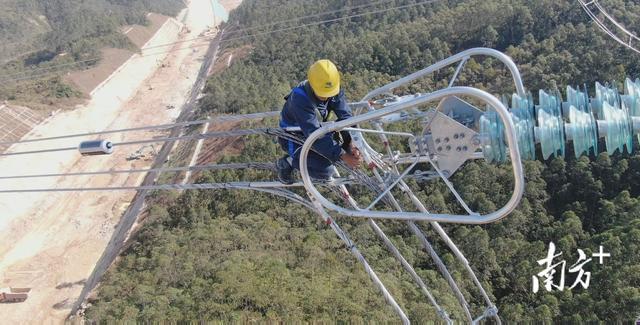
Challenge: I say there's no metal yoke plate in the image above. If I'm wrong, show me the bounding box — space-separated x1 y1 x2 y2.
411 97 482 177
437 96 485 129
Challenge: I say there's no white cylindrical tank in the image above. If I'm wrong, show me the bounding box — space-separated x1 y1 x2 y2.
78 140 114 156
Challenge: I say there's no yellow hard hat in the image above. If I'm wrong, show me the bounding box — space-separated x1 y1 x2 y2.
308 59 340 98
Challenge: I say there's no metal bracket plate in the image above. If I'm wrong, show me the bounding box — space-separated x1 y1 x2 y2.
437 96 484 129
413 111 480 177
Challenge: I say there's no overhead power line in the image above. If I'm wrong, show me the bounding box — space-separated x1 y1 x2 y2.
222 0 398 36
0 0 400 82
141 0 399 51
0 105 375 157
0 162 275 180
106 0 443 66
0 127 272 157
0 58 100 82
219 0 441 43
0 0 441 84
0 0 389 82
0 181 301 193
0 179 365 193
0 111 279 146
579 0 640 54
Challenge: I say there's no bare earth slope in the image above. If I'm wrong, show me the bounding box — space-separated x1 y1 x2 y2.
0 0 240 322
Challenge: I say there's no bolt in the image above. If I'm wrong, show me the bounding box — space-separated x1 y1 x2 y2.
472 136 481 146
435 138 441 144
453 134 459 139
456 146 462 152
446 145 451 151
463 146 468 151
444 137 450 142
437 146 443 152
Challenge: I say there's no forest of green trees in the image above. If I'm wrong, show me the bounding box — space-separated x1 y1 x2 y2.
86 0 640 322
1 0 185 62
0 0 185 108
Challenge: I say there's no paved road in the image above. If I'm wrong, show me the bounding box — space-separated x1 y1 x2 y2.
69 30 224 317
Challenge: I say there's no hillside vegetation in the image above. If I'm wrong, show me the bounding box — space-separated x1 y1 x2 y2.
0 0 185 108
86 0 640 322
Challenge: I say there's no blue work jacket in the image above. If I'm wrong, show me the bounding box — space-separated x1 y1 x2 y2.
279 80 352 162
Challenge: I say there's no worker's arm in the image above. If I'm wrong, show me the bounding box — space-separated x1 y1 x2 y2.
329 89 352 121
291 96 343 162
329 89 356 153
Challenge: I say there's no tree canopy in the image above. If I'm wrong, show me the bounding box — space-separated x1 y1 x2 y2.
86 0 640 322
0 0 185 109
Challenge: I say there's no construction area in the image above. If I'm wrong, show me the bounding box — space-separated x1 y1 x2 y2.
65 13 181 96
0 104 46 153
0 287 31 303
0 0 243 322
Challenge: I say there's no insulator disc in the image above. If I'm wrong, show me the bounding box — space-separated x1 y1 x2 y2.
567 85 590 113
624 78 640 117
601 101 633 155
622 78 640 144
501 94 510 109
626 78 639 97
567 105 598 158
511 93 537 159
527 91 536 117
593 81 621 119
511 108 536 160
512 92 536 116
480 109 506 163
509 91 536 118
537 90 566 159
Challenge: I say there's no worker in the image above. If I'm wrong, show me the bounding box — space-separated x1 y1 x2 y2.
276 59 362 184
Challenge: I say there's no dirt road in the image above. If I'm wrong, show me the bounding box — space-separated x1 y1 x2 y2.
0 0 240 322
69 28 226 318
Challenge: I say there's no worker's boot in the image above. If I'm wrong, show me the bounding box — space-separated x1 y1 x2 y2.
276 156 294 185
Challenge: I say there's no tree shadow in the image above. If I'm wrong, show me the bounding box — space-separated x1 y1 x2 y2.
55 279 86 290
53 298 71 310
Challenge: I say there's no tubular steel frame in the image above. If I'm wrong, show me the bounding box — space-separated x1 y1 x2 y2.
301 48 526 224
298 48 526 322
